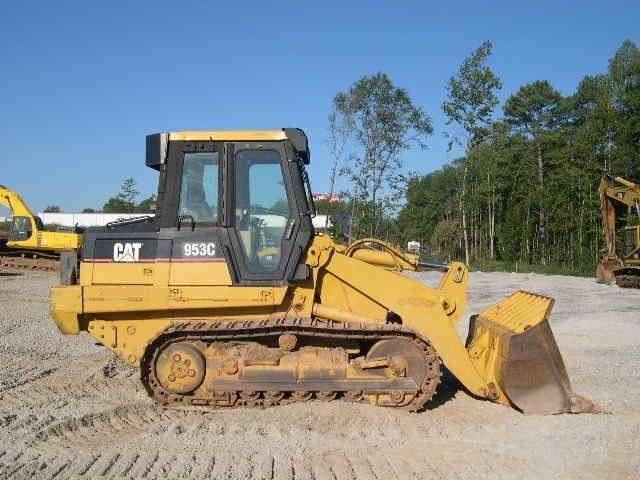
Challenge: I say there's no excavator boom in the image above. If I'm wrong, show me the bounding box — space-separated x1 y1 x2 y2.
0 184 37 219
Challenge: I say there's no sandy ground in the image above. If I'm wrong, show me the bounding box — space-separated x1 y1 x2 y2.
0 269 638 480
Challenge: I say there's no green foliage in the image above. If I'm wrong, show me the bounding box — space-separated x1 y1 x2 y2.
332 72 432 239
119 177 139 205
623 212 640 227
134 196 155 213
503 80 564 263
102 177 139 213
442 40 502 147
313 199 353 217
397 165 461 248
504 80 563 136
0 221 9 232
399 39 640 276
441 40 502 264
430 218 459 258
608 39 640 177
470 260 594 278
325 111 350 214
102 196 133 213
43 205 61 213
99 179 156 215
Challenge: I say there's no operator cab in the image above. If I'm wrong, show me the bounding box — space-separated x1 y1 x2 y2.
120 128 316 285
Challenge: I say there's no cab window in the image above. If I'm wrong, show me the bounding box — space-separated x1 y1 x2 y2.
624 228 637 256
178 152 219 223
9 216 34 241
235 149 290 273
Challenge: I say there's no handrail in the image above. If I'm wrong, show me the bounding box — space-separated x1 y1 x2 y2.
106 215 154 228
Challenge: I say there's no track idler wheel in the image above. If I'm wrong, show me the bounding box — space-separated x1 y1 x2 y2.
363 337 438 409
155 342 206 395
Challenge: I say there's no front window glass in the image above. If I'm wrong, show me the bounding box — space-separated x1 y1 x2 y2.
235 149 290 273
179 152 219 223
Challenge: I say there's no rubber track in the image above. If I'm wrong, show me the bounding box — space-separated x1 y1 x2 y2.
141 317 442 412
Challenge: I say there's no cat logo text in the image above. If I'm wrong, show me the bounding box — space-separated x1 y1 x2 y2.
113 242 143 262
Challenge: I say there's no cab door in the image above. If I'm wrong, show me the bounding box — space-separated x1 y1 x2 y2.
226 142 308 285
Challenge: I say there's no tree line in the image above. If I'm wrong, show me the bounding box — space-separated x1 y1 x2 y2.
31 39 640 277
42 177 154 215
325 39 640 275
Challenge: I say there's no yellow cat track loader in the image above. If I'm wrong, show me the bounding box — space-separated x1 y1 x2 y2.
0 184 82 270
50 129 596 415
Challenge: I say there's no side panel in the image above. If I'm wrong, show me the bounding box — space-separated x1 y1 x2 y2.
167 231 232 286
169 263 232 286
86 236 160 285
92 264 156 285
83 231 236 287
82 285 287 313
37 231 83 251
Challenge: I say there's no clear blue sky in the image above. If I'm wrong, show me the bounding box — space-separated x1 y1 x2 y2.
1 1 638 213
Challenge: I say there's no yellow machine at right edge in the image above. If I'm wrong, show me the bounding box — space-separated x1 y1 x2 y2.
597 173 640 288
50 129 597 415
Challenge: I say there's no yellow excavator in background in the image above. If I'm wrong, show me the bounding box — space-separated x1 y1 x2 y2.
596 173 640 288
0 184 83 270
50 129 597 415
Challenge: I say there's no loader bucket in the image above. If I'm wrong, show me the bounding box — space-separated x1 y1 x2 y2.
465 291 597 415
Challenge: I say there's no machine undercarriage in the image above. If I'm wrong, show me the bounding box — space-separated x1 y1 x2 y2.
142 318 441 410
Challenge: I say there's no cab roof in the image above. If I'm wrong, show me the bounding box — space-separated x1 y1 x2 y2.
167 130 288 141
146 128 310 170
